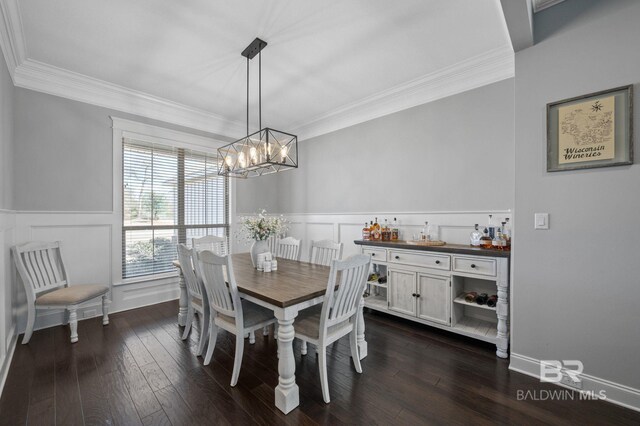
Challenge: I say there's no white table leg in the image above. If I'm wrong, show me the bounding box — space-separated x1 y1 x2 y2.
274 308 299 414
356 297 368 359
177 268 188 327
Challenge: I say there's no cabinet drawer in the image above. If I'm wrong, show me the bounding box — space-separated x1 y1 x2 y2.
362 247 387 262
452 256 496 277
389 250 450 271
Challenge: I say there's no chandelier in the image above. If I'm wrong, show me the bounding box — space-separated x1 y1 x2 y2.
218 38 298 178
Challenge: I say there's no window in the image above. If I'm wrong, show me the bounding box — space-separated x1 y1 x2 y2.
122 138 228 278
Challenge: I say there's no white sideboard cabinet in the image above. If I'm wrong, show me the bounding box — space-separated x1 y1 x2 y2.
356 240 510 358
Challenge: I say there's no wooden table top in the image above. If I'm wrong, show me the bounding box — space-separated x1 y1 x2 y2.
231 253 330 308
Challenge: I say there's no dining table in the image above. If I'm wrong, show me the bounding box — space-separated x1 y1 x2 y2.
173 252 368 414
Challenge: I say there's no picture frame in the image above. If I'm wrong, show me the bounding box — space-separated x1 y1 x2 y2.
547 85 633 172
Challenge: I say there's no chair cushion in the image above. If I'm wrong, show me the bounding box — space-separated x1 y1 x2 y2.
218 300 275 328
294 305 352 340
36 284 109 306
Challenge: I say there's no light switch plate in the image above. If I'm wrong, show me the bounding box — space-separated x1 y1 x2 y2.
534 213 549 230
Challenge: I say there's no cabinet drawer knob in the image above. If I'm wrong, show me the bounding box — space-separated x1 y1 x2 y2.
395 255 400 260
371 253 375 256
416 294 421 298
412 293 416 297
470 264 476 268
435 260 440 264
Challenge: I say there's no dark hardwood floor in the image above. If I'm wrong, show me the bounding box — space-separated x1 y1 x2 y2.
1 300 638 425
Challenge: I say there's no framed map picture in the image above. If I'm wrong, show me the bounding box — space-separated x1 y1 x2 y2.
547 85 633 172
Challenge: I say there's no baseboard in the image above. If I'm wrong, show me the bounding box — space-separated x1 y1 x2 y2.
510 353 640 413
0 324 17 398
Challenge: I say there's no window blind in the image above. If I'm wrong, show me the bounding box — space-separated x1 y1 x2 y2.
122 138 229 279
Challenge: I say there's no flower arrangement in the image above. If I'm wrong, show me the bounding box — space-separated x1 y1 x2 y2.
240 209 287 241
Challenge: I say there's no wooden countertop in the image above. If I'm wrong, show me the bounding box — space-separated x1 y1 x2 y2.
354 240 511 258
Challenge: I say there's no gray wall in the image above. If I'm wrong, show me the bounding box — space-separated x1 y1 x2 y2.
513 0 640 388
13 89 230 211
237 79 515 214
0 53 13 210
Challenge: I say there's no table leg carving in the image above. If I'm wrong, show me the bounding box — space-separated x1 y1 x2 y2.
177 268 188 327
274 311 299 414
356 297 368 359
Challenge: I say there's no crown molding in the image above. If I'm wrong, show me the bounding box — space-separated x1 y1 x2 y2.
0 0 27 82
291 45 514 141
2 0 513 142
13 59 246 137
532 0 566 13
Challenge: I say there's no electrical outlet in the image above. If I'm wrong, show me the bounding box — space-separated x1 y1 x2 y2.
83 309 97 318
560 371 583 390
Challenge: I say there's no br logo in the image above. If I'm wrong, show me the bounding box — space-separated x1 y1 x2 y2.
540 360 583 383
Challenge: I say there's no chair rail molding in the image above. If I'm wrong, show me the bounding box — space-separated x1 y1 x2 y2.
234 210 513 263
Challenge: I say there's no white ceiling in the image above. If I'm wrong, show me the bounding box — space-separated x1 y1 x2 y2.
0 0 514 139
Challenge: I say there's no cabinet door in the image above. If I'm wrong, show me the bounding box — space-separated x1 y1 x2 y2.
388 268 416 316
417 273 450 325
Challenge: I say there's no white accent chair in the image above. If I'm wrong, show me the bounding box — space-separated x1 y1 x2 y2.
12 241 109 344
294 254 371 403
192 235 227 255
276 237 302 261
197 250 276 386
176 244 209 356
309 240 343 266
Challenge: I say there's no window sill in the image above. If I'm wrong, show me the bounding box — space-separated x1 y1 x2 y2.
114 271 179 287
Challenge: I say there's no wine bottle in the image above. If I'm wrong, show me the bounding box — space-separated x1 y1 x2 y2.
476 293 489 305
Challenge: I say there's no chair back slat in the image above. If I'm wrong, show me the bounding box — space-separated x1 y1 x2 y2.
319 255 370 332
267 235 281 254
13 242 68 296
277 237 301 261
192 235 227 256
176 244 203 300
197 251 240 319
309 240 343 266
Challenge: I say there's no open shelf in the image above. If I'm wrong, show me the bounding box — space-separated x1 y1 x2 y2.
364 293 388 312
452 316 497 343
367 279 387 289
453 294 496 311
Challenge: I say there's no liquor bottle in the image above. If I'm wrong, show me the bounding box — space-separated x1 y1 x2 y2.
487 214 496 239
371 217 381 241
391 217 399 241
501 221 510 251
503 218 511 248
362 222 371 241
480 228 493 248
492 226 506 250
382 219 391 241
470 224 482 246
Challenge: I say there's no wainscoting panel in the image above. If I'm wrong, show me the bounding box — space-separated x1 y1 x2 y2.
0 209 16 395
236 210 512 262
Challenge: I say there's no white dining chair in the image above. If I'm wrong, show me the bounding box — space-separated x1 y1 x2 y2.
267 234 281 255
309 240 343 266
276 237 302 261
176 244 210 356
12 241 110 344
197 250 277 386
192 235 227 255
294 254 371 403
